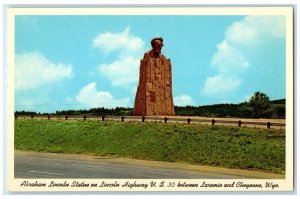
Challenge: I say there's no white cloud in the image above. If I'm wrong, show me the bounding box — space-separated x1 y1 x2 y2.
211 41 249 74
201 75 242 96
202 16 285 97
99 55 139 87
93 27 144 55
174 95 195 106
15 52 73 90
93 27 144 88
226 16 285 47
75 82 130 108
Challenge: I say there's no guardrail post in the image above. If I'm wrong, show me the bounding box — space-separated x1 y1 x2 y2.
267 122 271 129
212 119 215 125
164 117 168 123
121 116 125 122
187 118 191 124
48 115 51 120
238 120 242 127
101 115 105 121
65 115 68 120
142 116 145 122
83 115 87 120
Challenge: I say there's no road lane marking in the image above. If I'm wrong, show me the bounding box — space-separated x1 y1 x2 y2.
28 171 63 176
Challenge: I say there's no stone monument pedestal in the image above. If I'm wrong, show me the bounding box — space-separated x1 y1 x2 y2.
133 57 175 116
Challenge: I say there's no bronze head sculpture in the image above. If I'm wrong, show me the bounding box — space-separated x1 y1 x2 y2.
144 37 165 59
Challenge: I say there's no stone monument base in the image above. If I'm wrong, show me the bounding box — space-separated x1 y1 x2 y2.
133 57 175 116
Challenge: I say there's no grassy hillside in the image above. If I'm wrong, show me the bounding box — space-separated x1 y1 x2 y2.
15 119 285 174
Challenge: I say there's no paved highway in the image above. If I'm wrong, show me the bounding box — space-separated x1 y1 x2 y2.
14 151 283 179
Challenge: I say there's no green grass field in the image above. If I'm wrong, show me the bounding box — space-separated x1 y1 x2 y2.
14 119 285 174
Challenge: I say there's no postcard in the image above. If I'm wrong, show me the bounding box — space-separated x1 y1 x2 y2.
5 6 294 192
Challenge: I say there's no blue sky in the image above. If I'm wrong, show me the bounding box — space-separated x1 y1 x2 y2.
15 15 286 113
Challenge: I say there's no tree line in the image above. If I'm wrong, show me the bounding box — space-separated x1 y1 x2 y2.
176 92 285 119
15 92 285 119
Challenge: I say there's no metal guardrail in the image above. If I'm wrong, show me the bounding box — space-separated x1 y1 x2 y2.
15 114 285 129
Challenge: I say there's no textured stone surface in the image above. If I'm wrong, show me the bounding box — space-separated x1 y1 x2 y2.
133 56 175 116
